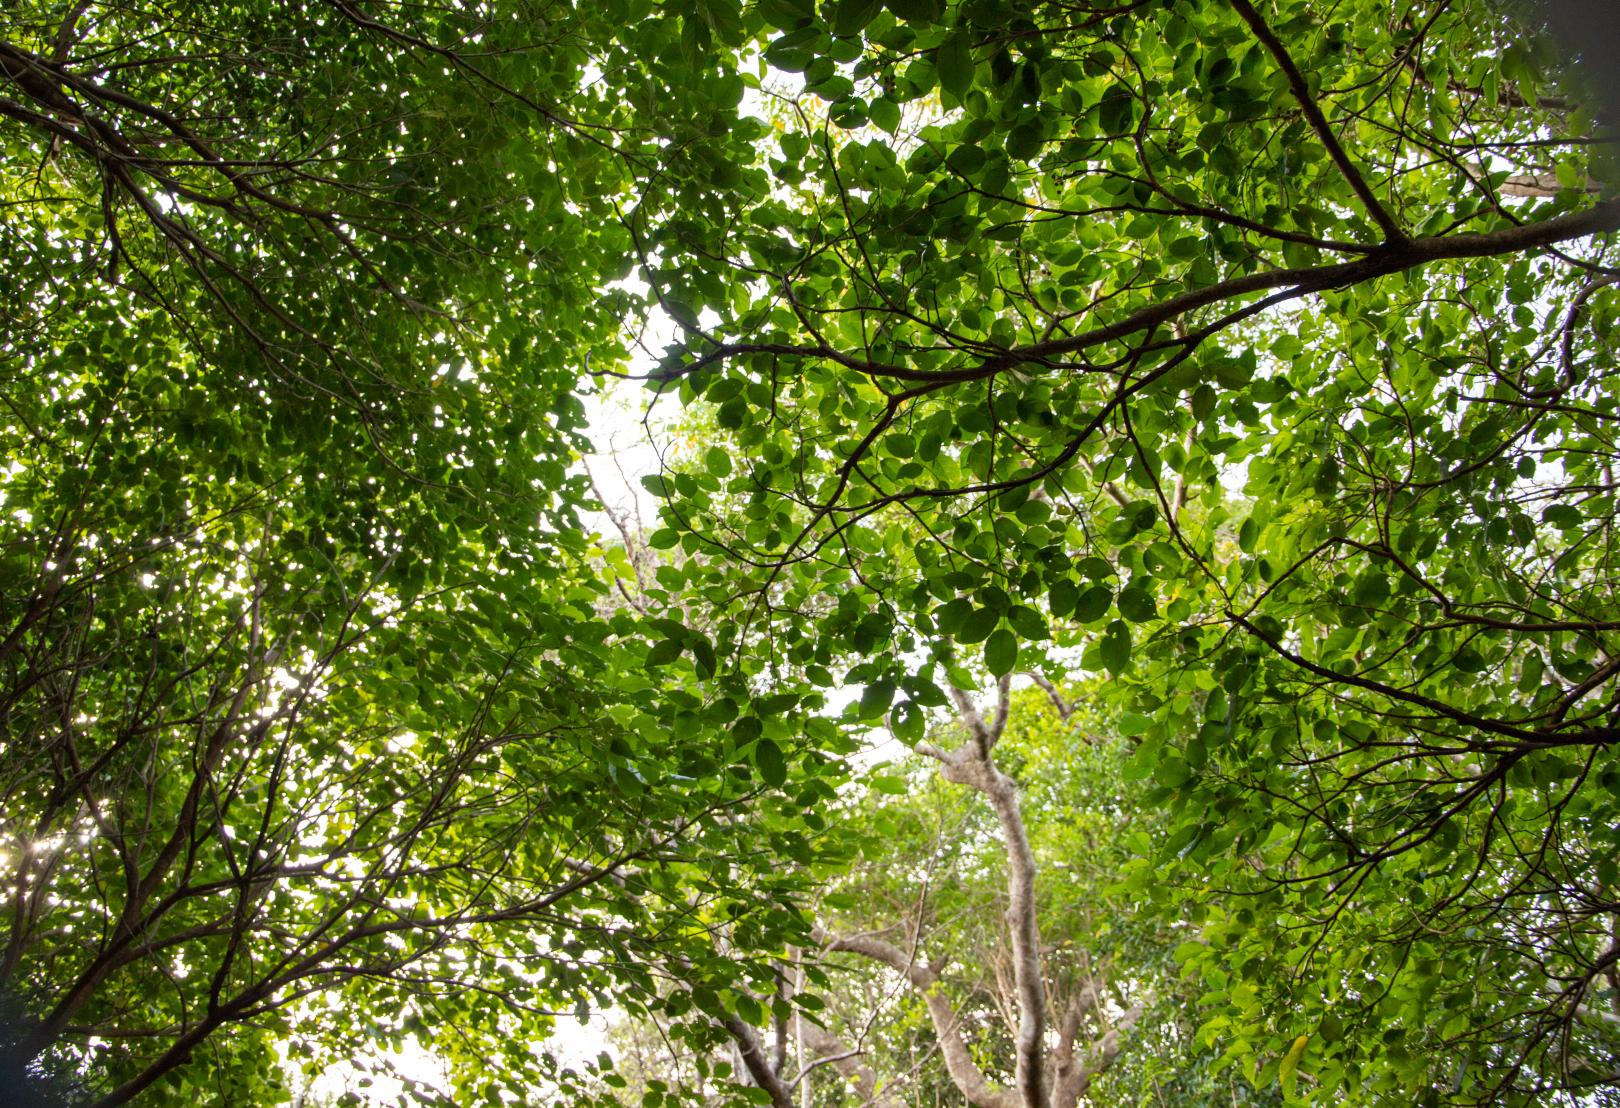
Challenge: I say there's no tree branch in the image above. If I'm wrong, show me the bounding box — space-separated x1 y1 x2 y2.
1058 1002 1144 1107
721 1017 795 1108
795 1021 899 1108
814 926 1015 1108
1227 0 1405 242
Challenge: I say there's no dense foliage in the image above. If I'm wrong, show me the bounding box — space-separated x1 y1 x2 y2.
635 0 1620 1103
0 3 838 1104
1 0 1617 1105
809 689 1239 1106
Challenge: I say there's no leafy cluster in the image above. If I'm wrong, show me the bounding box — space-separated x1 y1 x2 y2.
633 0 1620 1103
0 3 844 1104
2 0 1618 1105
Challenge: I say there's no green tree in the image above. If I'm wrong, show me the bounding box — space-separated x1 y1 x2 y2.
0 3 840 1103
636 0 1620 1103
6 0 1620 1104
802 684 1254 1107
590 682 1281 1108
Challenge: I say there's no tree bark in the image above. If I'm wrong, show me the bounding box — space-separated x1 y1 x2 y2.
721 1017 795 1108
815 928 1017 1108
819 681 1143 1108
929 681 1048 1108
797 1020 901 1108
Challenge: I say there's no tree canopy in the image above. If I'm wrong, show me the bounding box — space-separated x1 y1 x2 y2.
1 3 836 1102
1 0 1618 1105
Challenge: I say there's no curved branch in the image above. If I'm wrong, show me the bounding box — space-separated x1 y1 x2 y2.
1227 0 1405 242
721 1017 795 1108
814 927 1016 1108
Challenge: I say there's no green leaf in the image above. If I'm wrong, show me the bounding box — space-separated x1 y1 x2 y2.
1518 650 1545 692
891 700 924 742
1173 940 1206 964
1117 711 1153 736
645 638 683 667
985 628 1018 676
859 678 896 719
759 0 815 27
833 0 883 37
1098 624 1132 674
933 596 973 636
885 0 942 21
1238 517 1258 553
1006 604 1046 640
753 738 787 788
703 446 733 476
1078 556 1114 580
946 143 986 176
1048 578 1079 618
1074 584 1113 623
690 634 718 678
1155 755 1191 787
1191 384 1217 422
1543 503 1583 530
1117 584 1158 622
1004 118 1045 161
955 606 1000 644
1353 572 1389 607
1213 357 1253 389
935 31 974 100
869 96 902 133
